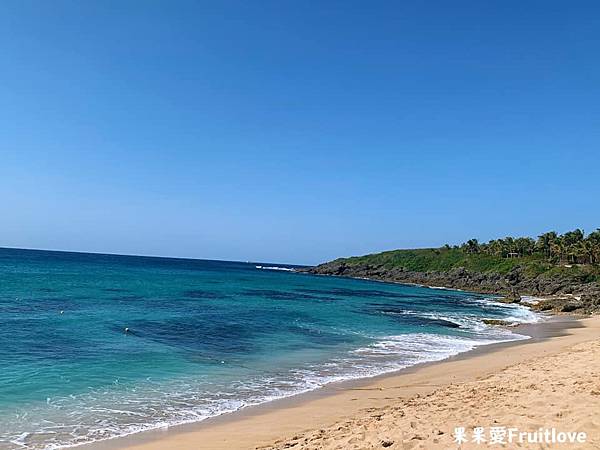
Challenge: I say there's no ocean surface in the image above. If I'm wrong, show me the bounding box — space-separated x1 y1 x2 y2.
0 248 541 450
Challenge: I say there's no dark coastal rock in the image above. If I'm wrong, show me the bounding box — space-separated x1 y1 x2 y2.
305 261 600 314
495 297 521 304
482 319 511 326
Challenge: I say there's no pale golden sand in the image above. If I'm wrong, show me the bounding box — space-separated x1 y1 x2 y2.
103 316 600 450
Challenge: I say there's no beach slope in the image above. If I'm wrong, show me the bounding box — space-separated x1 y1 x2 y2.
108 317 600 450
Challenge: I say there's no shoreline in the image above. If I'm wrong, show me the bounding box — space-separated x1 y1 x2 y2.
87 314 598 450
304 272 587 319
303 271 508 300
304 264 600 315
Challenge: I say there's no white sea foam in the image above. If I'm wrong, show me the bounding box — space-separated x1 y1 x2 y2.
255 265 296 272
520 295 543 305
4 299 542 450
428 285 463 291
46 341 531 449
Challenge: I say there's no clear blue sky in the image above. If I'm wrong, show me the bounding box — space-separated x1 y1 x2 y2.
1 1 599 265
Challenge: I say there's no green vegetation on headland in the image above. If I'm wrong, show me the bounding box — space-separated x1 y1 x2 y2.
308 229 600 314
338 229 600 276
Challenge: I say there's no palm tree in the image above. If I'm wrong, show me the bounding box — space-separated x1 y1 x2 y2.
550 237 565 263
465 239 480 254
488 239 503 256
585 229 600 265
537 231 557 260
504 237 516 256
515 237 535 256
581 239 595 265
562 229 585 263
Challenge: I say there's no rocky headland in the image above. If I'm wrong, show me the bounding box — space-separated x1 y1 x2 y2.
306 257 600 314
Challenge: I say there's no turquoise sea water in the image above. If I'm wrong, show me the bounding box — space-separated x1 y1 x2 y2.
0 248 540 449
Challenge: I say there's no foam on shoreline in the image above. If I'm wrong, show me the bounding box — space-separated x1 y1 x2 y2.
39 302 541 450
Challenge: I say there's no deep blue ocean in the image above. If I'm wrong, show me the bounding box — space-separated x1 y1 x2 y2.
0 248 540 449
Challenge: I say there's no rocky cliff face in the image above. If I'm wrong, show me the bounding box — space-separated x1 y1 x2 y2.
306 261 600 314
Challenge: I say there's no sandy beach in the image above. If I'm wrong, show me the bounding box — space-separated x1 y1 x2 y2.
91 315 600 450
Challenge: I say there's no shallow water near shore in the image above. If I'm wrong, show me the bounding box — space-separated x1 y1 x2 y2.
0 248 541 450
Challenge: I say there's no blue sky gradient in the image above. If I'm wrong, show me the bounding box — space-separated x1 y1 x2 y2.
1 1 599 264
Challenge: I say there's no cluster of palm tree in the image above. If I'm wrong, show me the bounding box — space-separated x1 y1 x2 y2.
459 229 600 265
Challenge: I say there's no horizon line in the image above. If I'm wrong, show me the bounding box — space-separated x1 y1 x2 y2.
0 245 310 268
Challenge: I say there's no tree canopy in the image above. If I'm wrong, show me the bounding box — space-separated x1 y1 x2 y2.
459 228 600 265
